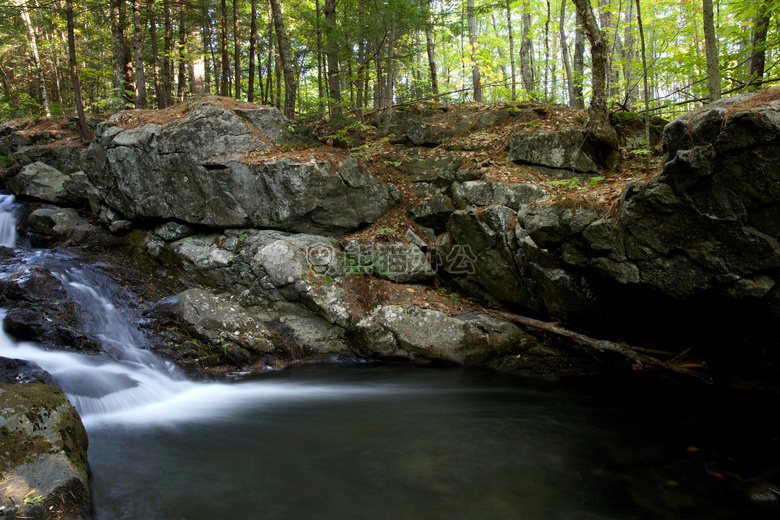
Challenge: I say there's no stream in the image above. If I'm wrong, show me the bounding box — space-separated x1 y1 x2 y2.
1 193 778 519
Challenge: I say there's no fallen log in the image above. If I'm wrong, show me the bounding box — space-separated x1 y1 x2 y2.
489 309 711 382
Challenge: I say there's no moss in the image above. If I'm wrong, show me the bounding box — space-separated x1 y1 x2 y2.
0 383 89 479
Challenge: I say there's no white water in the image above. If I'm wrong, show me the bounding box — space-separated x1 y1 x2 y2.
0 193 17 247
0 202 387 430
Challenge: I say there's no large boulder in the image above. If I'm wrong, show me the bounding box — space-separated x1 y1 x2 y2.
84 101 392 234
440 93 780 376
349 305 535 364
507 129 601 175
0 383 91 520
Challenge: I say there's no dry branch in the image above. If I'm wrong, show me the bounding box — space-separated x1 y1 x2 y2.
490 309 711 382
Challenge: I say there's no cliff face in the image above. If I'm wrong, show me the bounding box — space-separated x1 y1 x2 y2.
3 94 780 383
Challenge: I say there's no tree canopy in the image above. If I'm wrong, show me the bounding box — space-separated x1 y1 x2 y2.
0 0 776 123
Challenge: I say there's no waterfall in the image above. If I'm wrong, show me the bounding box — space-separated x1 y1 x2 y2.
0 194 17 248
0 194 383 430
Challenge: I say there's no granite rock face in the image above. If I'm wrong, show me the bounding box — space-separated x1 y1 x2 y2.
80 101 392 234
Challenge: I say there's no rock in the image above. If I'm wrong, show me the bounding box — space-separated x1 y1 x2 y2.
0 383 91 520
409 194 455 233
12 142 84 175
397 154 463 186
146 289 276 365
27 207 100 246
341 240 435 283
9 162 69 204
507 129 600 173
349 305 532 364
443 205 542 311
84 100 391 234
234 107 320 147
0 358 54 385
153 221 199 242
0 265 99 353
452 180 549 210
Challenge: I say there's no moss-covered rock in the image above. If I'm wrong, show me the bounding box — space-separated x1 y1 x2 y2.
0 383 91 520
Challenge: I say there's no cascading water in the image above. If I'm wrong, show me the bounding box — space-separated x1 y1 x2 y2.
0 193 18 248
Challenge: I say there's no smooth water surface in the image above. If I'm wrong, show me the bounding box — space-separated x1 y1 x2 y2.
86 366 777 520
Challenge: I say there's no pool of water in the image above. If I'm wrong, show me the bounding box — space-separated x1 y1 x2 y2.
86 365 779 520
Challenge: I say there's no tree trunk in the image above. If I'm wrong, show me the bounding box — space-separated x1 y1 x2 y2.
543 0 551 101
324 0 341 117
266 4 274 105
572 7 585 109
749 0 771 87
520 0 535 98
560 0 575 106
635 0 650 150
66 0 88 139
19 0 51 118
248 0 257 101
269 0 296 118
202 0 213 94
425 25 438 96
219 0 230 96
133 0 146 108
621 0 637 109
467 0 481 102
506 0 516 101
163 0 173 106
233 0 240 99
571 0 620 169
110 0 127 111
177 8 186 101
149 0 163 108
702 0 720 102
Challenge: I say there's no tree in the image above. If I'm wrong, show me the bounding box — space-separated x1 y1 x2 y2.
324 0 341 116
269 0 296 118
506 0 516 100
749 0 772 87
66 0 88 139
559 0 575 106
132 0 146 108
233 0 240 98
17 0 51 118
248 0 257 102
571 0 620 169
111 0 127 110
702 0 720 101
219 0 229 96
467 0 481 102
520 0 535 97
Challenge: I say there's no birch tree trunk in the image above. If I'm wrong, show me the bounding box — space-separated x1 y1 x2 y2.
19 0 51 118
